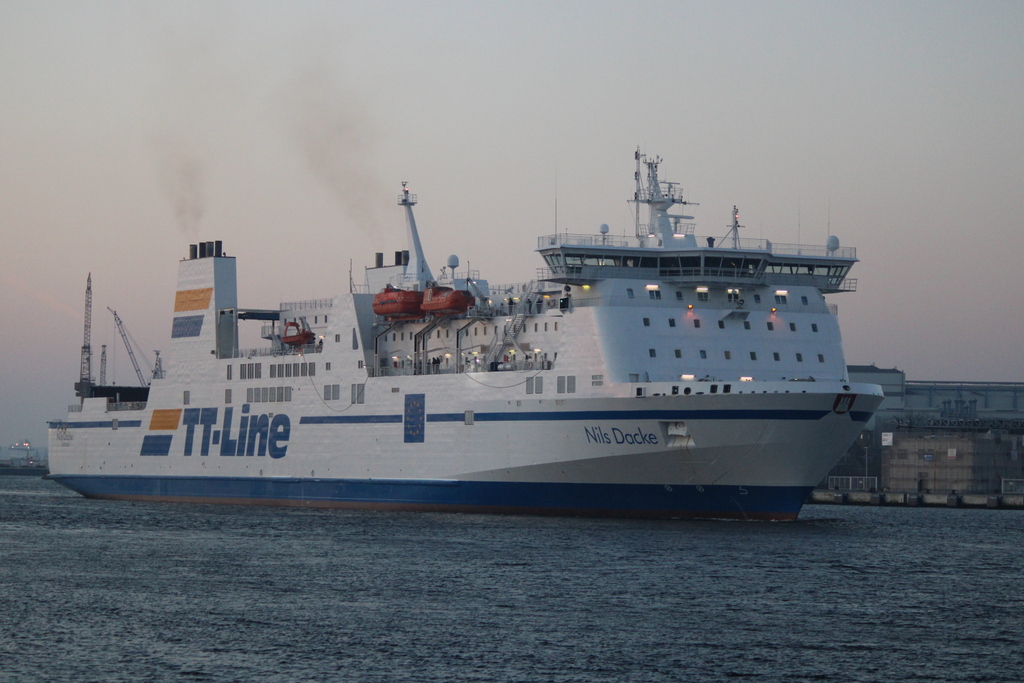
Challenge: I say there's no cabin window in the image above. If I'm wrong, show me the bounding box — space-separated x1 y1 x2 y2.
749 352 757 361
818 354 825 363
183 391 190 405
626 288 634 299
697 291 709 302
700 350 707 359
710 384 718 394
526 377 534 394
724 351 732 360
668 318 676 328
270 365 277 379
255 363 261 379
801 296 809 305
674 349 682 358
796 354 803 362
723 384 732 394
649 349 657 358
743 321 751 330
812 324 819 332
226 365 232 380
351 384 364 404
557 376 566 393
773 352 781 361
567 376 575 393
308 363 315 376
675 291 683 301
554 322 558 331
535 323 539 332
225 389 231 404
718 320 725 329
693 319 701 328
767 322 775 331
352 329 358 349
753 294 761 304
326 362 332 371
247 388 253 402
649 289 661 300
544 322 549 331
643 318 651 327
535 377 543 394
775 294 787 304
790 323 797 331
592 374 604 387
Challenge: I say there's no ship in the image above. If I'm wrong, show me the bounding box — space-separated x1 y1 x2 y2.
46 151 883 520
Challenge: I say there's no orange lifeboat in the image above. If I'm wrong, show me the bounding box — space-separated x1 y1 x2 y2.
421 286 475 315
282 321 316 347
372 285 425 320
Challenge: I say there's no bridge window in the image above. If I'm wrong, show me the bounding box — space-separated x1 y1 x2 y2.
699 350 707 359
773 352 781 361
643 318 650 327
626 288 634 299
693 319 701 328
724 351 732 360
649 349 657 358
812 324 819 332
750 352 757 361
668 318 676 327
790 323 797 331
796 353 803 362
801 296 809 305
767 322 775 331
718 320 725 329
818 354 825 363
743 321 751 330
675 349 682 358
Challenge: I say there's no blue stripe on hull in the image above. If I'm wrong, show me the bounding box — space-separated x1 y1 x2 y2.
47 474 812 521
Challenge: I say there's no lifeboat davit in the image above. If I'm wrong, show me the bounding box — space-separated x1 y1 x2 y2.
372 285 425 320
282 321 316 347
421 286 475 315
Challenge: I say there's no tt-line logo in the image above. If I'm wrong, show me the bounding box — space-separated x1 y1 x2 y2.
142 406 291 459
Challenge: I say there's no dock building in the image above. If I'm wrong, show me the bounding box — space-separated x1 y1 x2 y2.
827 365 1024 495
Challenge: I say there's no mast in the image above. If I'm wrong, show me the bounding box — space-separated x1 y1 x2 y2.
399 182 432 289
629 149 698 247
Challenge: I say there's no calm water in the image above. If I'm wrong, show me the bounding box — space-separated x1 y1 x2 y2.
1 477 1021 683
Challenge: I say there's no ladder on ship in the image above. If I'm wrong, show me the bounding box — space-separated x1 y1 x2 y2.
484 281 536 366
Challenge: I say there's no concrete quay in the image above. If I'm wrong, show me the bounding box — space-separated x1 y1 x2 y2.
808 489 1024 509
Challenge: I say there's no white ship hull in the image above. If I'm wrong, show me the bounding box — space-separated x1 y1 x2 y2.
48 152 883 520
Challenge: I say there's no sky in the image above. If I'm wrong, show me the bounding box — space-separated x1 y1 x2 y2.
1 1 1022 452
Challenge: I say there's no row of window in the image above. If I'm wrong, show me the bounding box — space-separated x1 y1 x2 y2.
650 349 827 363
246 386 294 403
625 288 812 306
231 361 316 380
685 319 819 332
322 383 367 404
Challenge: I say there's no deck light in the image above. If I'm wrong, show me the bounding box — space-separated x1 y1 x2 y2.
771 307 777 313
740 376 754 382
687 304 694 310
681 374 695 380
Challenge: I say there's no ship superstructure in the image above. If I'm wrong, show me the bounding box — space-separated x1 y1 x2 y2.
47 151 883 520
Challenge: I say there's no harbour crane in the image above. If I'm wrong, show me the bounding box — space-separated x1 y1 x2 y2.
107 307 149 387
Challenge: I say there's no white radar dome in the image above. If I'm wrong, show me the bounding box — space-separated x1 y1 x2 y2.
600 223 609 235
447 254 460 270
826 235 840 252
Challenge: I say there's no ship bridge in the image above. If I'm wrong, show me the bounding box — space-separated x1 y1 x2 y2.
535 234 858 294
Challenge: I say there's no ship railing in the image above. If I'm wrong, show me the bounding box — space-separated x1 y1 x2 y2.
279 298 335 311
537 233 631 249
236 345 322 359
837 278 857 292
68 404 83 413
369 358 553 378
536 234 857 260
828 304 839 315
107 401 147 412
